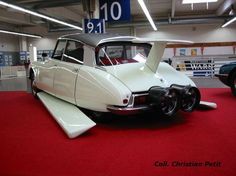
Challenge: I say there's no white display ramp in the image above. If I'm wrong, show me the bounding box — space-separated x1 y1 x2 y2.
37 92 96 139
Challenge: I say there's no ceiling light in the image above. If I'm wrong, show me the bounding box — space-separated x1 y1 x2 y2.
182 0 218 4
222 17 236 27
0 29 42 38
0 1 83 30
137 0 157 31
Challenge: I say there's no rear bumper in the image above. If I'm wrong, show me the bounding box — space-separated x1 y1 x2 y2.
107 105 149 115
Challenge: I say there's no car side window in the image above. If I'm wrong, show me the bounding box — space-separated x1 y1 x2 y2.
52 40 67 60
62 40 84 64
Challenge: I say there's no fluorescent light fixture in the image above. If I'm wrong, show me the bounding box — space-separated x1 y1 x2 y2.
0 1 83 30
182 0 218 4
222 17 236 28
137 0 157 31
0 29 42 38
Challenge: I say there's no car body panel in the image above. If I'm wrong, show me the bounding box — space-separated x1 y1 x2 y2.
216 62 236 86
53 60 81 104
75 65 131 112
34 59 57 95
105 62 196 92
38 91 96 138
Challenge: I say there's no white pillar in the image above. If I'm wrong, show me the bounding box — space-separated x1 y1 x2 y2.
29 44 37 63
19 36 27 51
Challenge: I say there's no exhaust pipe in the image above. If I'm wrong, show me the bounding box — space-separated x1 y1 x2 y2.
171 85 201 112
149 87 180 116
148 85 201 116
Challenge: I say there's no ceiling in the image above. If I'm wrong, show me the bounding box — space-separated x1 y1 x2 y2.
0 0 235 32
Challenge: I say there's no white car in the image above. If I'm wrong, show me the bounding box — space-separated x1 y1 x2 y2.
29 33 218 138
30 33 201 118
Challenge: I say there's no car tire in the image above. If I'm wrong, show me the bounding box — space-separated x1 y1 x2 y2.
230 71 236 96
30 74 40 98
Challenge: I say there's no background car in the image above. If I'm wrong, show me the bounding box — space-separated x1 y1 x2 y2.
215 62 236 96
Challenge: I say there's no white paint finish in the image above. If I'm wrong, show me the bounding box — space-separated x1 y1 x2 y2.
37 92 96 138
75 66 131 112
158 62 196 86
83 45 96 67
199 101 217 109
34 59 58 94
54 61 82 104
105 62 196 92
145 42 166 72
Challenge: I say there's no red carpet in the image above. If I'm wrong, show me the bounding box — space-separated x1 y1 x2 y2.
0 88 235 176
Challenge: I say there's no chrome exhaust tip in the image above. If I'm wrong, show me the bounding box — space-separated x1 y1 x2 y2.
181 87 201 112
171 85 201 112
149 87 180 116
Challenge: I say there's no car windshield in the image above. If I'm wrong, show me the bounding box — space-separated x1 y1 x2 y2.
96 42 151 66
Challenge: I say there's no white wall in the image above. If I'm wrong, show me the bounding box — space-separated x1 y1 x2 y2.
135 24 236 58
27 37 57 51
0 33 19 52
162 46 235 58
136 24 236 42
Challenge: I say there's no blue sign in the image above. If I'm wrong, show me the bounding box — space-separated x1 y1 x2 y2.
99 0 130 22
20 51 27 61
0 53 3 66
83 19 105 33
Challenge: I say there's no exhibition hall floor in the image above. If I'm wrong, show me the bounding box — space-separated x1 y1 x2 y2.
0 88 235 176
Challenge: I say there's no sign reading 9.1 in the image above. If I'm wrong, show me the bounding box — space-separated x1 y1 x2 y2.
99 0 130 22
83 19 105 33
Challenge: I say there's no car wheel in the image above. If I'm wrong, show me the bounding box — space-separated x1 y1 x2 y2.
230 71 236 96
30 74 40 98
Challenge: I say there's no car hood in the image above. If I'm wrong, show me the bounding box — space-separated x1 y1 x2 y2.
104 62 196 92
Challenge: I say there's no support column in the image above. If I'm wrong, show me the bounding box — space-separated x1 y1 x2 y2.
19 36 27 52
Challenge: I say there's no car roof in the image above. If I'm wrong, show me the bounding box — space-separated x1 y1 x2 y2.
59 33 138 47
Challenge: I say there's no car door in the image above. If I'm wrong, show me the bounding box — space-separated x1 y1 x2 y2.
53 40 84 104
37 40 66 95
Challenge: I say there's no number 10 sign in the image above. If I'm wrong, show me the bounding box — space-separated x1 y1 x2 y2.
83 19 105 34
99 0 131 22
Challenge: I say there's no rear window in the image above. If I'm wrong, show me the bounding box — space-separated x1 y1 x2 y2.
96 42 151 66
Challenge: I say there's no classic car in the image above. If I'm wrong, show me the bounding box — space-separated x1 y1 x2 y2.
29 33 202 119
215 62 236 96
